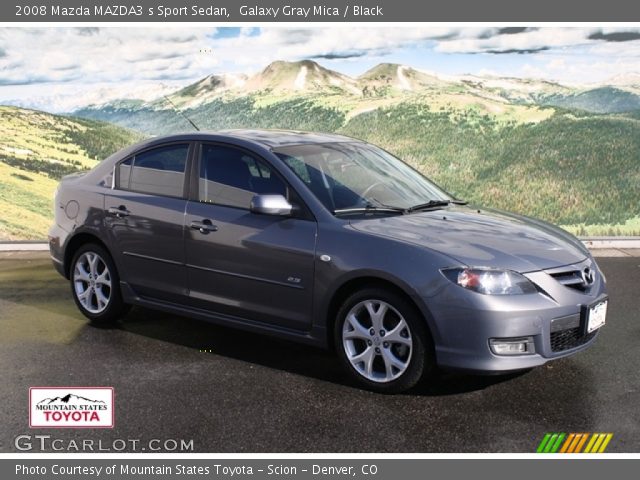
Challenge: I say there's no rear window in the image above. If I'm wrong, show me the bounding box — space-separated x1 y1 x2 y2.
118 144 189 197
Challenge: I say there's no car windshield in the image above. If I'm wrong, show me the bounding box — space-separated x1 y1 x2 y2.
273 142 451 215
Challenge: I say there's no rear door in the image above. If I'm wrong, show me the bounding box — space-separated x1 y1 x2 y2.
104 142 192 302
184 142 317 330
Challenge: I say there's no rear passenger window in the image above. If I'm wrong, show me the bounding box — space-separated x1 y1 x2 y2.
118 144 188 197
199 145 287 209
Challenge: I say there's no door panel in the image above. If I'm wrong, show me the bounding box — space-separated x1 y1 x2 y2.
185 202 316 330
105 190 188 302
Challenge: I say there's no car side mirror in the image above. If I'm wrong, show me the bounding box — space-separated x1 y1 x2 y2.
250 194 293 216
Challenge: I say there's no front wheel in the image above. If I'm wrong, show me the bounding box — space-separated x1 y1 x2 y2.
70 243 129 326
335 288 434 393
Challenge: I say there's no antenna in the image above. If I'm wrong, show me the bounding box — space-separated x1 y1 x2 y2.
163 95 200 131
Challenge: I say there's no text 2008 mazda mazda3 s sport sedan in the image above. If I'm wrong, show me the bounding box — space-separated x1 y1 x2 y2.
49 129 608 393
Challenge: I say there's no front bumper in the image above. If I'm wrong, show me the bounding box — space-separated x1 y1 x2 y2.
423 260 608 372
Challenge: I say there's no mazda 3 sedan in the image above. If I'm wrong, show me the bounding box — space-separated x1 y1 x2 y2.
49 130 608 393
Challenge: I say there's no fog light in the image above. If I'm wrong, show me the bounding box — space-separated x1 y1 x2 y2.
490 337 535 355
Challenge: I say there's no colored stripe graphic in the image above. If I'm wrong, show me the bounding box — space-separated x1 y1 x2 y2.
537 433 613 453
544 433 558 453
584 433 599 453
598 433 614 453
574 433 589 453
536 433 552 453
550 433 566 453
568 433 581 453
559 433 575 453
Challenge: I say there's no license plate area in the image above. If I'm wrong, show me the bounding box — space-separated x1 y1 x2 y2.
582 298 608 334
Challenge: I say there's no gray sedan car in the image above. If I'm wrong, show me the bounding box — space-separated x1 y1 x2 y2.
49 130 608 393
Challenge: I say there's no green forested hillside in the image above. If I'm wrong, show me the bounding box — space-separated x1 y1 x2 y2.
0 106 143 240
77 96 347 134
340 107 640 233
541 87 640 114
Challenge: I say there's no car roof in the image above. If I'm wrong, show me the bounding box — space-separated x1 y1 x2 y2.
221 129 358 148
142 129 358 149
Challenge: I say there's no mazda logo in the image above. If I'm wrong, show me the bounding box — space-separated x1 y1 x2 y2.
582 267 595 285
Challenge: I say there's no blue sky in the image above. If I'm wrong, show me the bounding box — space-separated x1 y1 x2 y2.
1 27 640 111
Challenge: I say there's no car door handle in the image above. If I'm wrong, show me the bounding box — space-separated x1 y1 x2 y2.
107 206 130 218
190 220 218 234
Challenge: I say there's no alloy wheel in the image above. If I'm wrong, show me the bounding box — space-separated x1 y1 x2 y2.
73 251 112 314
342 299 413 383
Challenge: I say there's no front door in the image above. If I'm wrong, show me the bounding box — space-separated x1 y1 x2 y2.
184 143 317 330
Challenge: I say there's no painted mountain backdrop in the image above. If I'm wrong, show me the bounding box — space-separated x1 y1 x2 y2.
2 59 640 239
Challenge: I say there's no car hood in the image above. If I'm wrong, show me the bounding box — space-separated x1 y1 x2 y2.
349 206 588 272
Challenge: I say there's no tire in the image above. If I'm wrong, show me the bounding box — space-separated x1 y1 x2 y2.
334 287 434 393
69 243 129 326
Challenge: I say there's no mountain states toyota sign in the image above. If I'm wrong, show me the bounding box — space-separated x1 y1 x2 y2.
29 387 114 428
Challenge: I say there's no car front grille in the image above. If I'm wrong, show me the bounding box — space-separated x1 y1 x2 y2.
548 270 588 291
545 260 596 293
550 326 597 352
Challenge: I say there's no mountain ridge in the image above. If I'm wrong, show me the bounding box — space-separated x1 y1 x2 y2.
75 59 640 115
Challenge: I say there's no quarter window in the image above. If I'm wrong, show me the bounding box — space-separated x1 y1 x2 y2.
199 145 287 209
118 144 189 197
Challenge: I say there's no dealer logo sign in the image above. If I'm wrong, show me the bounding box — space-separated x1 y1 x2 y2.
29 387 114 428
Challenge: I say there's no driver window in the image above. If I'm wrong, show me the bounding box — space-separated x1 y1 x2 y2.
199 144 287 209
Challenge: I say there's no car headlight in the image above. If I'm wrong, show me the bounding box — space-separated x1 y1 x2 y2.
441 268 537 295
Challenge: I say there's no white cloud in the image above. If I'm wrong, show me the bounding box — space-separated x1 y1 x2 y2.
0 27 216 86
435 28 591 54
208 27 454 68
1 81 186 112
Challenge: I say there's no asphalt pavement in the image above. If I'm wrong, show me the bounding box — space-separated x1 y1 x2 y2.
0 252 638 452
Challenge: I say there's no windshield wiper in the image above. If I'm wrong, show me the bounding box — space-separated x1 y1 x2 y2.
405 199 468 213
334 204 405 216
334 199 467 216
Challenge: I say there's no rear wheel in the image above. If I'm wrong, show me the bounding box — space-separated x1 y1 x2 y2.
335 287 434 393
70 243 129 325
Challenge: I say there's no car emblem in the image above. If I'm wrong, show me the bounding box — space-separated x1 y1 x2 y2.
582 267 595 285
